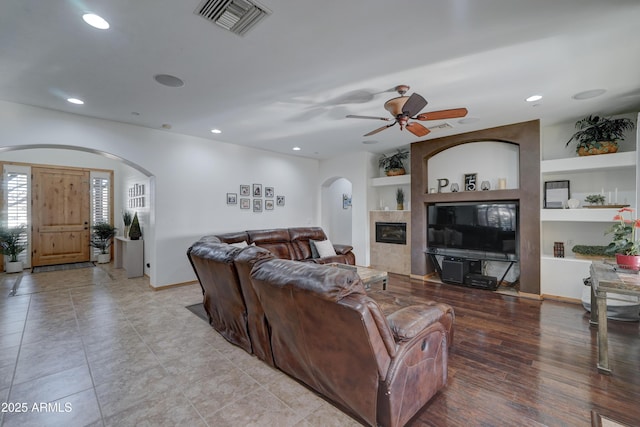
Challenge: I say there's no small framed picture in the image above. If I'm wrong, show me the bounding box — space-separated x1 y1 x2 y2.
265 200 274 210
227 193 237 205
253 199 262 212
240 198 250 209
253 184 262 197
276 195 285 207
265 187 274 198
544 180 570 209
343 194 352 209
240 185 250 196
464 173 477 191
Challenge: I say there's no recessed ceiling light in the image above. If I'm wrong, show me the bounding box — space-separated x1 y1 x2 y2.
572 89 607 100
292 147 301 151
154 74 185 88
211 129 222 134
526 95 543 102
161 124 172 129
67 98 84 105
82 13 110 30
361 140 379 145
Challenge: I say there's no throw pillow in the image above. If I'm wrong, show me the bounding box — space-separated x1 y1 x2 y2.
309 240 320 258
313 239 337 258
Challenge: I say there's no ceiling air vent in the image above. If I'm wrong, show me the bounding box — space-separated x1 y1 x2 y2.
429 122 453 130
195 0 271 36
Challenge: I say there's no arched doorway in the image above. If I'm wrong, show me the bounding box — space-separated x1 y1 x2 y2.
320 176 353 246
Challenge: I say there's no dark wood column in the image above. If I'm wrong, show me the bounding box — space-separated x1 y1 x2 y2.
410 120 541 295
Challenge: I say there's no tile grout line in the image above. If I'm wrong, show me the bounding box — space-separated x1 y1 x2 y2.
69 287 107 427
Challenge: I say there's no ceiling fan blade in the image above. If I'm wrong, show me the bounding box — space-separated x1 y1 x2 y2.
415 108 468 121
406 122 431 137
402 93 428 117
346 114 392 121
364 122 397 136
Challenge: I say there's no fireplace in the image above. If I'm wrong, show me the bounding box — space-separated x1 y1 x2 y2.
375 222 407 245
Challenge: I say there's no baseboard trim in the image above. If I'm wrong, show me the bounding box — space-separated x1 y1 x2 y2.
150 280 198 291
541 294 581 304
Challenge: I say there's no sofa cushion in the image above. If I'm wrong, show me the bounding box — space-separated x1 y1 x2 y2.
247 229 297 260
386 305 447 342
289 227 327 260
312 239 337 258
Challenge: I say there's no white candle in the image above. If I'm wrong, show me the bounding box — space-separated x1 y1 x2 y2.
608 191 612 204
601 187 604 196
615 188 618 203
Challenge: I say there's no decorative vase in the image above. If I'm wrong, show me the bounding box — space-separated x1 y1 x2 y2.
5 260 23 273
397 203 404 211
124 225 130 238
578 141 618 156
615 253 640 270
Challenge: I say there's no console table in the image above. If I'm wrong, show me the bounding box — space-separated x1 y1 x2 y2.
114 237 144 278
589 261 640 374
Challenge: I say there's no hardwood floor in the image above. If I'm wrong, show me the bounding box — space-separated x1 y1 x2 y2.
378 274 640 427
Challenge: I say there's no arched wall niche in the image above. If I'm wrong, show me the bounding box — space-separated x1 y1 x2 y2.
410 120 541 296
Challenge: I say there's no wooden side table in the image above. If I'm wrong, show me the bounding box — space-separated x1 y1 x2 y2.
589 261 640 374
114 237 144 278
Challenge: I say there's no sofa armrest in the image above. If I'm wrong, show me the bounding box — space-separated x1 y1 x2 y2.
386 305 447 342
333 244 353 255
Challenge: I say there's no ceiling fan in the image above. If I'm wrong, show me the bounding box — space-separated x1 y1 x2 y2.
346 85 468 137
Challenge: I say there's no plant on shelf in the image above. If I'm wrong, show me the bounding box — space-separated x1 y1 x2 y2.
571 245 613 259
585 194 606 206
565 114 635 156
122 210 133 237
605 208 640 269
378 149 409 176
396 187 405 210
0 224 27 273
90 222 117 263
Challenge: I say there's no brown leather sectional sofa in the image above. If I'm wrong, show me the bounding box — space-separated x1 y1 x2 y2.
187 227 454 427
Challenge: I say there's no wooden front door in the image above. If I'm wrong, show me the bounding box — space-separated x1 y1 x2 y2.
31 167 91 266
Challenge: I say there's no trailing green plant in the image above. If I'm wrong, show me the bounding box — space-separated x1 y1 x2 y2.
0 224 27 262
396 187 405 204
565 115 635 153
571 245 611 256
378 149 409 172
129 212 142 240
585 194 606 205
90 222 117 254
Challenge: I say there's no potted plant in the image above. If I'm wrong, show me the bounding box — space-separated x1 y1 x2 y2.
122 210 132 238
379 149 409 176
90 222 117 263
565 115 635 156
396 188 405 210
585 194 606 206
0 224 27 273
605 207 640 269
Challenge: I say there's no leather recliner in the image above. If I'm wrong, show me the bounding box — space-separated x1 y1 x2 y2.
251 259 449 427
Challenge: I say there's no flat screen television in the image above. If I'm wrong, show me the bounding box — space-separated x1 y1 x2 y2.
427 202 518 260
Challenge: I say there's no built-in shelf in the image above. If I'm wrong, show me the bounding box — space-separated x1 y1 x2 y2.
541 151 636 174
540 208 620 222
370 174 410 187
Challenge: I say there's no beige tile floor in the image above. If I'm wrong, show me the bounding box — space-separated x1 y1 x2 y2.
0 264 362 427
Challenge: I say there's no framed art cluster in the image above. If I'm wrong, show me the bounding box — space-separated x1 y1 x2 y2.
128 183 145 208
227 183 285 212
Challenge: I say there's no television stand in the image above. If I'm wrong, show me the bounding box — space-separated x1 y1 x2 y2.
427 253 517 290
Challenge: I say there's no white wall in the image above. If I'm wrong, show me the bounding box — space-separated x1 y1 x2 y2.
0 101 320 287
321 178 352 245
319 151 376 266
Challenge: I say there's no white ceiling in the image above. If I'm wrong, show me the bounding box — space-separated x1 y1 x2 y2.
2 0 640 159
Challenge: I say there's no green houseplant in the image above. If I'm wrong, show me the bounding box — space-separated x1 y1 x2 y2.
585 194 606 206
605 208 640 269
0 224 27 273
90 222 117 263
379 149 409 176
565 115 635 156
396 188 405 210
